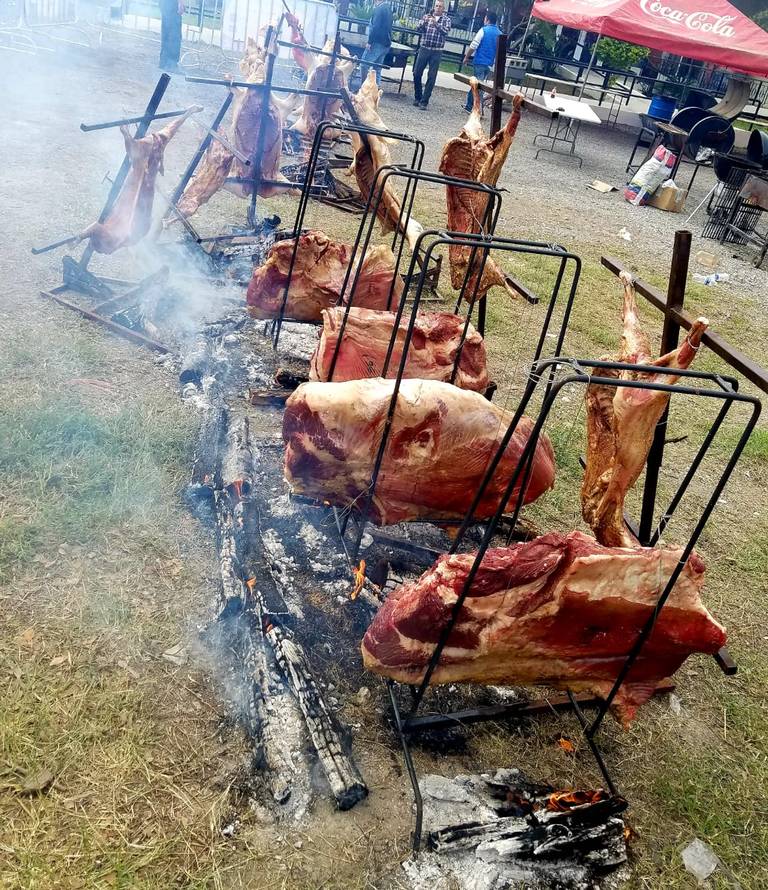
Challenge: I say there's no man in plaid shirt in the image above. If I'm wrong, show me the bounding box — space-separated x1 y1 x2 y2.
412 0 451 110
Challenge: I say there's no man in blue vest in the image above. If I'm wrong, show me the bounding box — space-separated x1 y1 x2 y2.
360 0 393 87
463 11 502 112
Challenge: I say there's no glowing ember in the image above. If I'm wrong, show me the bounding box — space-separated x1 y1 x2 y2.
350 560 366 600
546 789 609 811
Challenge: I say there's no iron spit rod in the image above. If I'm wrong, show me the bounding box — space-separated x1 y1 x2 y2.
79 107 194 132
190 117 251 165
31 234 80 255
184 75 341 99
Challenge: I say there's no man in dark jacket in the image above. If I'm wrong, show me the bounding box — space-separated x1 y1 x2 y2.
360 0 393 86
412 0 451 110
463 11 502 111
159 0 184 72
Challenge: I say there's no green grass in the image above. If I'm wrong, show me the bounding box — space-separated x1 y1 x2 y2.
0 396 193 583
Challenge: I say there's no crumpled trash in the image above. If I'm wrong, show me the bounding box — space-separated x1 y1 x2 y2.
618 227 632 241
681 838 720 883
161 643 188 666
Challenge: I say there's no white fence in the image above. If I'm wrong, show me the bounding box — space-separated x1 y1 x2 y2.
120 0 337 56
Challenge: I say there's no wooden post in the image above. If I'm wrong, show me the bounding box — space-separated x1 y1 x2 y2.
489 32 507 136
638 229 690 544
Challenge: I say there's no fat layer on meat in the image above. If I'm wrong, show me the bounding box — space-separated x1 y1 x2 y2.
282 377 555 525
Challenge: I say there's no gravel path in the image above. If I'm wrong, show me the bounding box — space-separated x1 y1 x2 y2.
376 80 768 304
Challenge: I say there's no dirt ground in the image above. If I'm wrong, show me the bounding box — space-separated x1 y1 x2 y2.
1 25 767 890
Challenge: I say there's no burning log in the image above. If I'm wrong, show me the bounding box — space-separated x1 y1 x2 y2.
214 490 248 616
254 594 369 810
221 416 253 502
239 605 295 803
188 398 226 502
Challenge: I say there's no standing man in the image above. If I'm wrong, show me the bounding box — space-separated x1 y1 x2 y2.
412 0 451 110
463 11 502 112
159 0 184 73
360 0 393 86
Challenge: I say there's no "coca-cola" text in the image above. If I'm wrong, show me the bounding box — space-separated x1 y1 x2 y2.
639 0 736 37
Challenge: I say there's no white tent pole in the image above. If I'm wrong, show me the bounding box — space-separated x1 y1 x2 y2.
578 32 600 100
519 4 535 54
470 0 479 33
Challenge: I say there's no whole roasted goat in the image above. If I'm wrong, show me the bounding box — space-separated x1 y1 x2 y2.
582 272 709 547
283 378 555 525
347 73 424 252
309 306 490 392
79 105 200 254
173 40 288 221
438 78 524 301
247 231 404 321
284 14 356 144
361 530 725 726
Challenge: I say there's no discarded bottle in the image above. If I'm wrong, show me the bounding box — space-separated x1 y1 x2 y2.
692 272 729 286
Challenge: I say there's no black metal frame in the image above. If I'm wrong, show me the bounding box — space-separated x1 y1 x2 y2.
159 22 343 250
388 355 761 851
322 167 505 362
270 121 426 348
327 226 581 564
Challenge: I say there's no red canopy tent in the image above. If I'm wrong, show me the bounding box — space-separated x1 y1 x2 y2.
531 0 768 78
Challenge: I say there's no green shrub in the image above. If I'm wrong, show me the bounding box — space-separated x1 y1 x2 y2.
596 37 649 71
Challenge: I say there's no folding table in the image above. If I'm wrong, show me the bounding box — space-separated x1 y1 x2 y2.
533 94 601 168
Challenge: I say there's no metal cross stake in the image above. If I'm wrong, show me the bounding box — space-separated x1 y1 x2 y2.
602 228 768 679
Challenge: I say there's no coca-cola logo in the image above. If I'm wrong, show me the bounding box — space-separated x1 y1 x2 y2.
638 0 736 37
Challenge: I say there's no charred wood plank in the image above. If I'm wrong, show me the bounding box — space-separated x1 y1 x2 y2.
249 590 368 810
248 387 294 407
221 415 254 502
265 620 368 810
41 290 170 353
430 806 627 865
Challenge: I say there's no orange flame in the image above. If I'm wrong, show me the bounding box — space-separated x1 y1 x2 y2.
546 789 607 812
350 560 366 600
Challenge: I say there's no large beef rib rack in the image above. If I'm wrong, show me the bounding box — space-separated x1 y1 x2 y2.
247 231 404 321
282 378 555 526
309 306 490 392
439 79 524 301
581 272 709 547
361 530 725 726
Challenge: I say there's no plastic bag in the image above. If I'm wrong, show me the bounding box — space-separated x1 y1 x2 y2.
624 146 677 206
